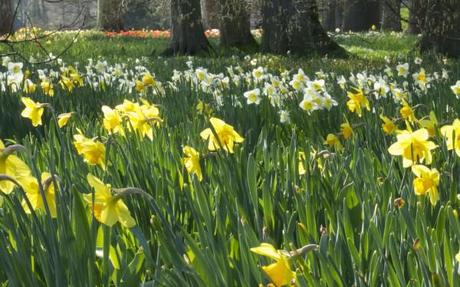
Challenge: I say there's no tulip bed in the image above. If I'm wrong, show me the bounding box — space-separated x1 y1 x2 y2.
1 30 460 286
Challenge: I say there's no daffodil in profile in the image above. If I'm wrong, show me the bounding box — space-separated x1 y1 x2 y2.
57 112 73 128
411 165 440 206
340 122 353 140
84 174 136 228
380 115 397 135
200 117 244 153
250 243 295 287
324 133 343 152
0 140 31 194
388 128 437 168
183 146 202 181
440 119 460 157
73 133 106 169
101 105 124 135
21 97 44 127
346 88 370 117
20 172 57 218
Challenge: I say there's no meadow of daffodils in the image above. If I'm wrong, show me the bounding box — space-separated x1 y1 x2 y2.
1 30 460 286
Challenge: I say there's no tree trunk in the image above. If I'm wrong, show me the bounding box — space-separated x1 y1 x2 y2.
262 0 346 56
335 0 344 29
97 0 125 31
381 0 401 31
420 0 460 57
0 0 13 36
408 0 425 34
342 0 381 31
202 0 219 29
219 0 257 49
321 0 337 31
163 0 211 56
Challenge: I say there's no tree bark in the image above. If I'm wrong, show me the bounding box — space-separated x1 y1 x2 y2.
163 0 211 56
408 0 425 34
218 0 257 49
321 0 337 31
202 0 219 29
97 0 125 31
335 0 344 29
342 0 381 31
420 0 460 57
381 0 401 31
0 0 13 36
261 0 346 56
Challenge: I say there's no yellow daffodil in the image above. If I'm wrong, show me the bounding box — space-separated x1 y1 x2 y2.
451 81 460 98
0 140 31 194
400 101 416 123
183 146 202 181
21 97 45 127
102 106 124 135
41 79 54 97
124 100 162 140
411 165 440 206
142 73 156 87
84 174 136 228
380 115 397 135
57 112 73 128
59 75 75 92
388 128 437 168
24 79 36 94
324 133 343 152
440 119 460 157
251 243 295 287
73 133 106 169
200 117 244 153
346 88 370 117
418 111 437 137
20 172 57 217
340 122 353 140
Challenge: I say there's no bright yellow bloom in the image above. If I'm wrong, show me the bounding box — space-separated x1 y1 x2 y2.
24 79 36 94
0 140 31 194
400 101 416 123
418 111 437 137
57 112 73 128
41 79 54 97
380 115 397 135
20 97 44 127
388 128 437 168
20 172 57 217
142 73 156 87
102 106 124 135
122 100 162 140
346 88 370 117
84 174 136 228
440 119 460 157
411 165 440 206
183 146 202 181
200 117 244 153
73 133 106 169
59 75 75 93
324 133 343 152
251 243 295 287
340 123 353 140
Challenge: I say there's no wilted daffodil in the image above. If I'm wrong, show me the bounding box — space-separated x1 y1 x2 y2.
20 172 57 218
0 140 31 194
346 88 370 117
57 112 73 128
388 128 437 168
440 119 460 157
250 243 295 287
411 165 440 206
73 132 106 169
84 174 136 228
183 146 203 181
324 133 343 152
21 97 45 127
200 117 244 153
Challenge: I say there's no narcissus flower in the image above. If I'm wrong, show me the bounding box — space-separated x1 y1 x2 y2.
346 88 370 117
251 243 295 287
200 117 244 153
102 105 124 135
388 128 437 168
440 119 460 157
418 111 437 137
411 165 440 206
41 79 54 97
84 174 136 228
244 88 261 105
380 115 397 135
0 140 31 194
400 101 416 123
451 80 460 98
21 97 44 127
340 122 353 140
20 172 57 218
57 112 73 128
183 146 203 181
324 133 343 152
396 63 409 77
73 133 106 169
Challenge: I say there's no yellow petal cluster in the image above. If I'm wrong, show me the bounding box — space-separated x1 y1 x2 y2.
200 117 244 153
251 243 295 287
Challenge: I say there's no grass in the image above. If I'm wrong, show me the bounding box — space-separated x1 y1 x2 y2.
0 31 460 286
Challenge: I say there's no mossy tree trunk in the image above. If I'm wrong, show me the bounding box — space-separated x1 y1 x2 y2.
420 0 460 57
163 0 211 56
218 0 257 49
0 0 13 36
97 0 125 31
261 0 346 56
202 0 219 29
342 0 380 31
381 0 401 31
